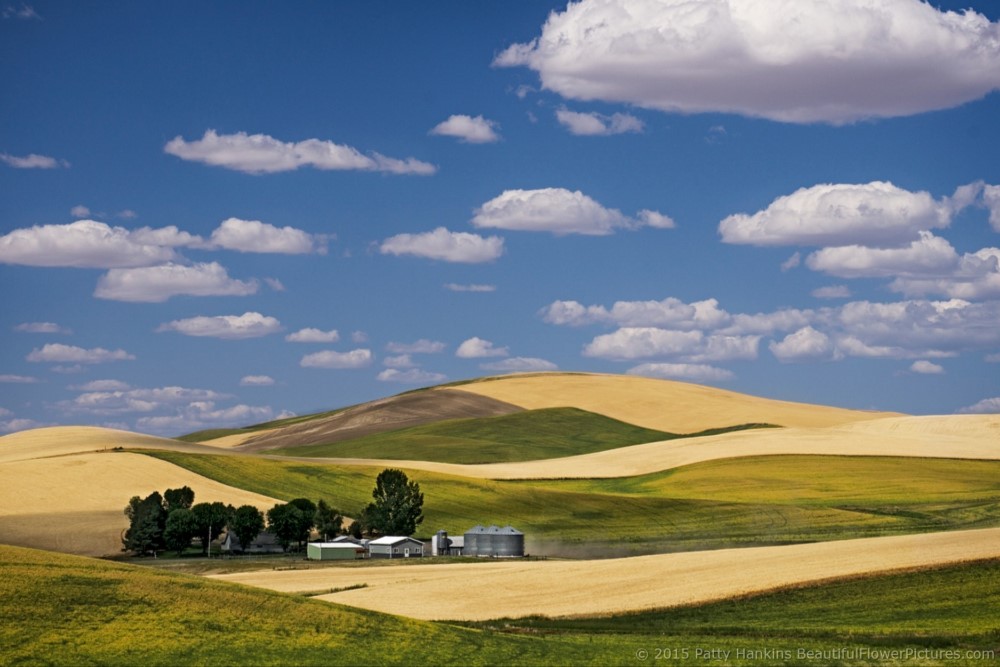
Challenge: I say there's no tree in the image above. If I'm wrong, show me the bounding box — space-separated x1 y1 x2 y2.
363 468 424 536
191 502 232 556
267 503 303 552
163 508 198 556
163 486 195 513
229 505 265 553
123 492 167 556
288 498 317 549
314 499 344 541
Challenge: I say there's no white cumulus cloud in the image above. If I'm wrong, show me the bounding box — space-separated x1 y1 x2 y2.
806 232 959 279
555 108 643 136
156 312 282 339
472 188 670 236
0 374 40 383
380 227 504 263
542 297 729 329
164 129 435 175
958 397 1000 414
494 0 1000 124
240 375 275 386
455 337 509 359
285 328 340 343
383 354 416 369
209 217 324 254
386 339 446 354
94 262 259 302
1 152 67 168
910 360 944 375
300 348 373 369
769 326 835 362
719 182 950 248
14 322 71 334
0 220 177 268
429 114 500 143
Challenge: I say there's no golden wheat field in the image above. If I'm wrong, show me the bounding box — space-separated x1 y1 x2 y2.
0 448 279 556
455 372 897 431
213 526 1000 621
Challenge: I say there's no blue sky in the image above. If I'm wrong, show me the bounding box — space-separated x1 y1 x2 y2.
2 0 999 435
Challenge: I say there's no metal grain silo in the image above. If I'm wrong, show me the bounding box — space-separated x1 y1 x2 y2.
464 524 485 555
493 525 524 557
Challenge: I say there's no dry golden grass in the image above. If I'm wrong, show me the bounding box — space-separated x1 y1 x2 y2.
198 431 269 448
0 451 279 556
455 372 896 431
214 527 1000 621
0 426 181 463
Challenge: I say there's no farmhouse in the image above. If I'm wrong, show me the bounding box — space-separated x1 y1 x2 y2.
306 542 366 561
220 530 284 555
463 525 524 557
368 535 424 559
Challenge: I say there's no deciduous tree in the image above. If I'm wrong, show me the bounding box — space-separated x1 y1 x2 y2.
163 508 198 556
363 468 424 537
314 499 344 541
229 505 265 553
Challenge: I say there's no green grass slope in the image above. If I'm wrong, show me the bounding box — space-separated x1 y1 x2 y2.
4 545 996 666
271 408 770 464
143 451 1000 557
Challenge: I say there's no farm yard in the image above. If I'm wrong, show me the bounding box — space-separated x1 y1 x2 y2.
1 373 999 665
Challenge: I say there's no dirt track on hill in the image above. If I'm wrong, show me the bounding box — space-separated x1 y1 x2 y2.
228 389 523 452
212 527 1000 621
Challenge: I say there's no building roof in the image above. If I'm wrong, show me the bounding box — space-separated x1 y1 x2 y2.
309 542 365 550
464 524 523 536
369 535 423 546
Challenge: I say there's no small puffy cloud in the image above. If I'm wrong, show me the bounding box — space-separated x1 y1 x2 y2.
300 348 373 369
94 262 258 302
769 326 835 362
811 285 851 299
472 188 666 236
781 253 802 272
429 115 500 143
380 227 504 263
136 402 275 436
70 205 91 218
2 4 41 20
626 362 734 383
383 354 416 368
0 220 176 268
164 129 435 175
495 0 1000 125
156 312 281 339
264 278 286 292
806 232 958 279
455 337 509 359
209 217 324 254
117 209 138 219
26 343 134 364
957 397 1000 414
0 374 40 383
481 357 558 372
910 360 944 375
386 339 446 354
286 328 340 343
555 108 643 136
377 368 447 384
444 283 496 292
0 152 66 168
240 375 275 386
0 419 43 434
351 331 369 343
14 322 71 334
635 209 676 229
720 182 949 247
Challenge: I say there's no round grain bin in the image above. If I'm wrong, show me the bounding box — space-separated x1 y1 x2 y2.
493 525 524 557
464 524 484 556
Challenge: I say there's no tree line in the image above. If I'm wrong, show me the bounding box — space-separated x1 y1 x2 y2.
122 468 423 557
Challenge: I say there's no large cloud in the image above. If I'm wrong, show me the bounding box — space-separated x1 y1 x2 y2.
495 0 1000 124
380 227 504 263
472 188 672 235
164 129 435 175
719 182 950 247
94 262 258 302
542 297 728 329
136 402 277 435
889 248 1000 299
0 220 177 268
583 327 759 362
210 218 325 254
429 115 500 143
806 232 959 279
156 312 282 339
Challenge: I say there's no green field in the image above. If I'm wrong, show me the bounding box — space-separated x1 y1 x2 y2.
3 545 996 666
142 451 1000 557
271 408 762 463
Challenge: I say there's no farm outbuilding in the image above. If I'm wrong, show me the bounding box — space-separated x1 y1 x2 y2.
368 536 424 559
463 525 524 557
306 542 366 561
220 530 284 554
